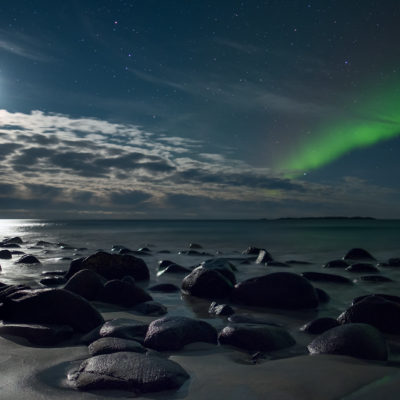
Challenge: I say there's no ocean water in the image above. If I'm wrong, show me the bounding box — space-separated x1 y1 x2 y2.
1 218 400 362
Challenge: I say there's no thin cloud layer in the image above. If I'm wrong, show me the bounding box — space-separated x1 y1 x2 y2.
0 109 398 218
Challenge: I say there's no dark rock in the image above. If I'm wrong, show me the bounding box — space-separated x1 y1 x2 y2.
0 250 12 259
301 272 352 284
157 260 191 276
346 263 379 273
40 277 67 286
315 288 330 303
137 247 151 253
181 266 235 299
100 279 152 307
301 318 340 334
344 248 376 261
178 250 203 256
285 260 312 265
16 255 40 264
242 246 263 255
265 261 290 267
189 243 202 249
357 275 393 283
218 325 295 352
100 318 149 340
227 314 281 327
256 250 273 264
208 301 235 316
148 283 180 293
385 258 400 267
337 295 400 334
10 250 24 254
0 243 20 249
144 316 218 351
88 337 146 356
68 352 189 393
65 252 149 281
0 322 73 345
232 272 319 309
0 289 104 333
323 259 349 268
121 275 136 286
132 301 167 316
353 293 400 305
308 323 388 361
0 285 31 302
3 237 23 245
64 269 105 301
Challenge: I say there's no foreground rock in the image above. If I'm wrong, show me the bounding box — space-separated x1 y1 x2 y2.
66 252 149 281
181 266 235 299
100 279 152 307
88 337 146 356
232 272 319 309
0 322 73 345
144 316 217 351
0 289 104 333
68 352 189 393
218 325 295 352
308 323 388 361
301 318 340 334
64 269 104 300
337 295 400 334
208 302 235 316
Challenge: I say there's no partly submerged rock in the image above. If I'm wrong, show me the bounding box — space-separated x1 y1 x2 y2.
301 272 352 285
65 252 149 281
132 301 167 316
232 272 319 309
323 259 349 268
301 318 340 334
68 352 189 393
218 325 295 352
255 250 273 264
144 316 217 351
0 288 104 333
0 322 73 345
88 337 146 356
208 302 235 316
0 250 12 259
100 279 152 307
64 269 104 301
308 323 388 361
181 266 235 299
148 283 180 293
343 248 376 261
337 294 400 334
100 318 149 341
345 263 379 273
16 255 40 264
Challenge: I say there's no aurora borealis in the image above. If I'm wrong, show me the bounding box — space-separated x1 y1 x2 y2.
281 82 400 175
1 1 400 218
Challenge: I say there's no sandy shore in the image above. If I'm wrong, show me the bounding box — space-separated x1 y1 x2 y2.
0 309 398 400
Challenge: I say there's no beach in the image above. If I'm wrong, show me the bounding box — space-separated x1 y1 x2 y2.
0 219 399 399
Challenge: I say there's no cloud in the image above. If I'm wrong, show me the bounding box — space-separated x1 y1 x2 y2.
0 109 398 218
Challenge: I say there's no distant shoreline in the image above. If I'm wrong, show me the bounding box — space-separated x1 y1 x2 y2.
267 216 376 221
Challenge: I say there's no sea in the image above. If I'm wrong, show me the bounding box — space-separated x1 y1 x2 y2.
1 218 400 363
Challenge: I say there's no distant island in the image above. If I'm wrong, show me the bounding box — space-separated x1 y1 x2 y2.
260 216 377 221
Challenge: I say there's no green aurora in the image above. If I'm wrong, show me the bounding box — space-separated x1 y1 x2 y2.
280 85 400 176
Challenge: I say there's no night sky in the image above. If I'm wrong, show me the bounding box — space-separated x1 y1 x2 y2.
1 0 400 218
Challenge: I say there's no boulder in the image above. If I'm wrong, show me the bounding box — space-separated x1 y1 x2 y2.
16 255 40 264
357 275 393 283
100 279 152 307
345 263 379 273
218 325 295 352
88 337 146 356
301 272 352 284
323 259 349 268
157 260 191 276
200 258 238 274
242 246 263 255
2 237 23 245
315 288 330 303
189 243 203 249
181 266 234 299
387 258 400 266
232 272 319 309
208 302 235 316
308 323 388 361
352 293 400 305
68 352 189 393
0 250 12 259
337 295 400 334
144 316 217 351
0 322 73 345
40 277 67 286
100 318 149 341
64 269 104 300
0 289 104 333
256 250 273 264
301 318 340 334
65 252 149 281
343 248 376 261
0 285 31 302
